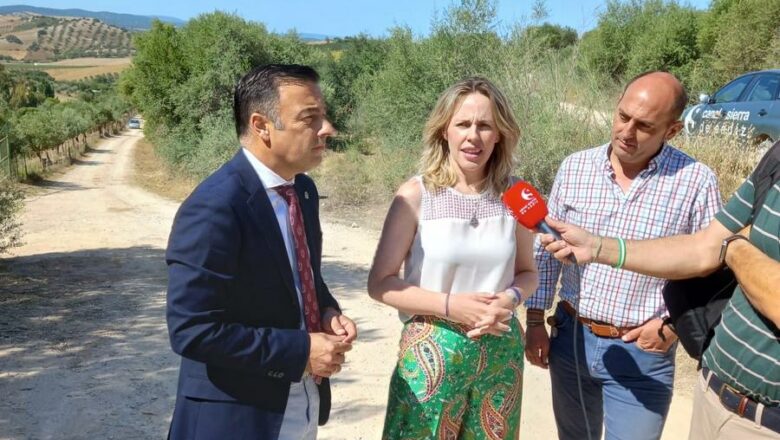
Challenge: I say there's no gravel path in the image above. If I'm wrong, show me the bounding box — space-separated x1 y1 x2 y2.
0 131 694 439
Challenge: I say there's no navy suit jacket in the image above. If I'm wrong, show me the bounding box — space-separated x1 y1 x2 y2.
165 150 339 439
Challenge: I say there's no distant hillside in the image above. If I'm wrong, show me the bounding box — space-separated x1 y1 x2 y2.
0 5 185 30
299 32 332 42
0 14 133 61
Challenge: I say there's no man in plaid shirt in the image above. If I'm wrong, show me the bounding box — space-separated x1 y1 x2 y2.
524 71 722 440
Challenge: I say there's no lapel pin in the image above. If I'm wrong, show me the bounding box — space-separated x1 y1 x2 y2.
304 191 309 200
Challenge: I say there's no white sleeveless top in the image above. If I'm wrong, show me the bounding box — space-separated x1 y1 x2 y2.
402 177 517 319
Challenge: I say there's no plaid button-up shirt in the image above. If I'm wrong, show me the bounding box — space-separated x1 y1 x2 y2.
526 143 722 326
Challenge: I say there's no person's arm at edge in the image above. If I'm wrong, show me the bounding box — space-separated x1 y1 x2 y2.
725 237 780 327
591 166 734 278
545 216 732 279
621 166 722 348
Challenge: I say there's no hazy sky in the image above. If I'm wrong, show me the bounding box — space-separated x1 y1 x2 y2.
1 0 713 37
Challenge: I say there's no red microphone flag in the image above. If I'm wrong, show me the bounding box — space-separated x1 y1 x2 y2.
502 180 549 231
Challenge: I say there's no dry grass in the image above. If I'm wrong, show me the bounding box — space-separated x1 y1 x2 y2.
43 57 131 80
3 56 132 81
0 15 24 33
675 134 763 200
0 49 24 60
132 137 197 202
0 26 38 45
0 26 38 60
49 57 130 66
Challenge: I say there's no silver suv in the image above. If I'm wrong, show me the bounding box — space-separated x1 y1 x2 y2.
682 69 780 148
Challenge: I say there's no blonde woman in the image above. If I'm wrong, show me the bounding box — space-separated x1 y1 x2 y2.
368 77 538 439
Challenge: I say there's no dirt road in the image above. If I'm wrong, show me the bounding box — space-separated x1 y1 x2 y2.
0 132 694 439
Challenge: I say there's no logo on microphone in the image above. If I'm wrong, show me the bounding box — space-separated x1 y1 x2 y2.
517 187 539 216
519 197 538 216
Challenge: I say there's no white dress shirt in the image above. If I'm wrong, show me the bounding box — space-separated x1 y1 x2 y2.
242 148 319 439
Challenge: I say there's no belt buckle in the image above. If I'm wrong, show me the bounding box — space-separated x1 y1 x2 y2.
589 322 620 338
718 382 733 404
718 382 750 417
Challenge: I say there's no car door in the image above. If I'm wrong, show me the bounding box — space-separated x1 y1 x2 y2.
740 73 780 144
697 74 756 138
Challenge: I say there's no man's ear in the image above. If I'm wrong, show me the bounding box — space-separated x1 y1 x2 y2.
665 120 683 142
249 112 272 142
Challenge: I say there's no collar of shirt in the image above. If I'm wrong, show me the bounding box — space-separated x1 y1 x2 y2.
241 147 295 190
596 142 672 179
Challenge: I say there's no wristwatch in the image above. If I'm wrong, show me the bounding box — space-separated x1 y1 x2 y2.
718 234 750 265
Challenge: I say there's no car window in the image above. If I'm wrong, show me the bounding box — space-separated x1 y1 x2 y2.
745 75 780 102
714 75 754 103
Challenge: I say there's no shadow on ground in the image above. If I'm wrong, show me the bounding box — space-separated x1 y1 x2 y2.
0 247 383 439
28 180 89 193
0 246 176 439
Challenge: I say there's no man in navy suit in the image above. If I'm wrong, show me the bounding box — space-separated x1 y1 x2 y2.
166 64 357 439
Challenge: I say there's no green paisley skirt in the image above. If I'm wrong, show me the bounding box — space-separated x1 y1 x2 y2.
382 315 525 440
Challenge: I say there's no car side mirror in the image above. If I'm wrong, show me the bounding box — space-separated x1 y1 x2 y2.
698 93 712 104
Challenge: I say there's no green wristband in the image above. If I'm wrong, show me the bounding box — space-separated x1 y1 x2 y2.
614 237 626 269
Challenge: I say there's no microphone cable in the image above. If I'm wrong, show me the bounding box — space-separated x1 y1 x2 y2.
567 256 594 440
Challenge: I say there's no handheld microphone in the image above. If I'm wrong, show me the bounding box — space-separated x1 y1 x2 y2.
502 180 561 239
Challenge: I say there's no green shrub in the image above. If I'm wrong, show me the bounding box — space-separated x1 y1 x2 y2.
184 110 237 179
708 0 780 85
320 34 388 133
124 1 773 211
123 12 323 175
0 177 23 254
579 0 701 84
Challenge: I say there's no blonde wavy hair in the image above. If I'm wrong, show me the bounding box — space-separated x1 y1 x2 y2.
420 77 520 195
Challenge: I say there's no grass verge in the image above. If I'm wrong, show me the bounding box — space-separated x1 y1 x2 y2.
132 137 197 202
676 134 763 200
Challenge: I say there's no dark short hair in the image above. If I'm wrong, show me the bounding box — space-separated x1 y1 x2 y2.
621 70 688 121
233 64 320 137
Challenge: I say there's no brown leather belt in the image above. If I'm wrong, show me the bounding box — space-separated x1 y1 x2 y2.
560 301 637 338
